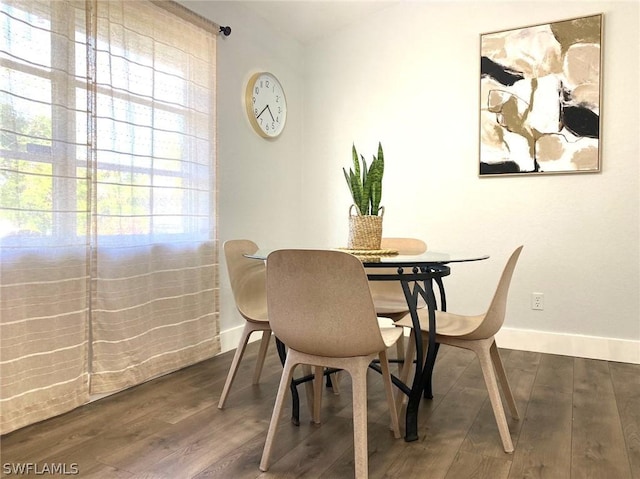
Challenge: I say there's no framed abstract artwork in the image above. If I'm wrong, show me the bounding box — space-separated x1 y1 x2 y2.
479 14 603 176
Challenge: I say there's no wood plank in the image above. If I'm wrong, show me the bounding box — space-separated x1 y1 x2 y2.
445 450 512 479
382 361 491 478
263 414 356 478
610 361 640 479
400 345 477 427
111 370 283 476
571 358 632 479
460 348 540 458
508 354 573 479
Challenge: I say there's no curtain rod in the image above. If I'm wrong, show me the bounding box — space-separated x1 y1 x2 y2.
151 1 231 36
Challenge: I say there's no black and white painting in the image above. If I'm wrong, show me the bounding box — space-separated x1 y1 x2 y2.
479 14 602 175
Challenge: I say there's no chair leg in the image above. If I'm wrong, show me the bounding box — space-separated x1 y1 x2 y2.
329 371 341 395
349 360 370 479
379 349 401 438
252 330 271 384
475 343 514 453
395 329 416 414
312 365 323 424
260 352 298 472
490 341 519 420
302 364 315 420
218 322 253 409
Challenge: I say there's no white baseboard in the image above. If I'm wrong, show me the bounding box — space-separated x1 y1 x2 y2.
219 324 639 364
496 327 640 364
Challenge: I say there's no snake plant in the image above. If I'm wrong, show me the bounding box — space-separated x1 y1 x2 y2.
343 142 384 216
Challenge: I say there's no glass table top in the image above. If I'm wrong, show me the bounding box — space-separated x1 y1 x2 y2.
245 248 489 267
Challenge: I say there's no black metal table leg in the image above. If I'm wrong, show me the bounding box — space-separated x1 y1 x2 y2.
423 273 446 398
404 342 424 442
401 268 440 442
422 342 440 399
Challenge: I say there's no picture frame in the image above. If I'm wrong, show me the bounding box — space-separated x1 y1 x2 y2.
479 14 603 176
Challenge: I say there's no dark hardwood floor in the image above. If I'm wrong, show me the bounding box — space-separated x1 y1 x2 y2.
1 339 638 478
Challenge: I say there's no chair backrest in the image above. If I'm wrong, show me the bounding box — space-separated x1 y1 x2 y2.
368 238 428 311
380 237 427 255
266 249 387 358
223 239 268 322
464 245 524 340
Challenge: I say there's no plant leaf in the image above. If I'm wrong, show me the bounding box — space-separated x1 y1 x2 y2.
360 156 371 215
349 170 362 210
343 168 357 205
351 144 360 182
344 142 385 216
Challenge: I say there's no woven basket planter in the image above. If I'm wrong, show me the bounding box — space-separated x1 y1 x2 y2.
347 205 383 250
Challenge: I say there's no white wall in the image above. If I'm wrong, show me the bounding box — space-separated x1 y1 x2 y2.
183 1 639 362
302 1 639 362
178 1 307 348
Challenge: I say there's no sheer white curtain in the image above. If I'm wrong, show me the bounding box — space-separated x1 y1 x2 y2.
0 0 219 434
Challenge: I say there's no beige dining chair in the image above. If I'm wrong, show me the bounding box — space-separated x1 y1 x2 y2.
260 249 402 479
370 237 429 317
367 238 428 369
217 239 272 409
396 245 524 453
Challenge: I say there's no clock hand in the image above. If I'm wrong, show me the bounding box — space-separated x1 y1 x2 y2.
266 105 275 121
256 105 269 119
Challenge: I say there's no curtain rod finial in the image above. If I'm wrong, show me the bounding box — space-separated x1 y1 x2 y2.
219 26 231 36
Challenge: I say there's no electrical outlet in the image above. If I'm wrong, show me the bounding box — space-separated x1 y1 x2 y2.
531 292 544 310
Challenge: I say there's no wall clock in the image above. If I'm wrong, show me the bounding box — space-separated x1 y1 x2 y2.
245 72 287 138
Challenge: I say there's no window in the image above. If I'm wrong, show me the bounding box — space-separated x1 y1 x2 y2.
1 0 215 244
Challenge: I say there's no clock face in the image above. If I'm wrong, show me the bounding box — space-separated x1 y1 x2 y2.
245 72 287 138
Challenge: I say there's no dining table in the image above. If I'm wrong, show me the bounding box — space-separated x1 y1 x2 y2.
246 248 489 442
